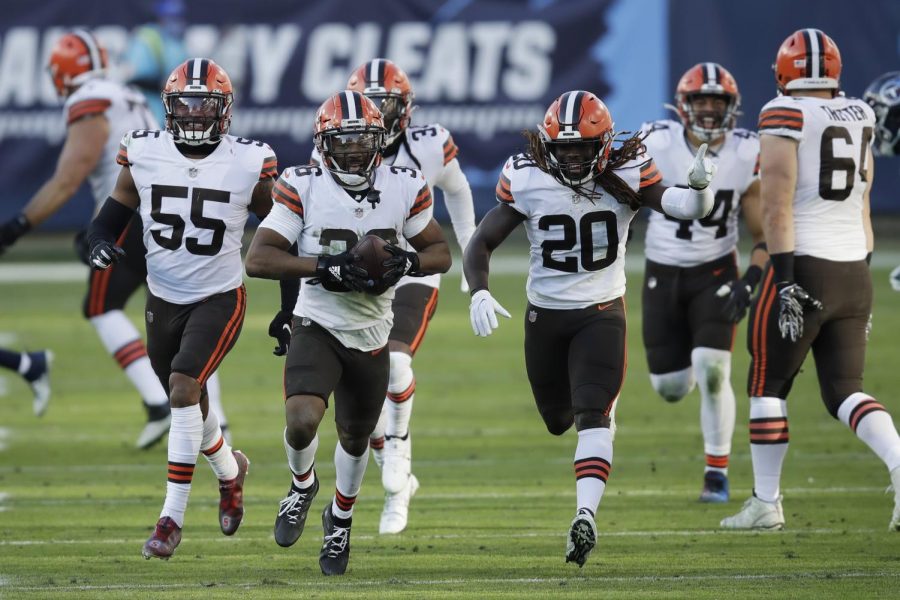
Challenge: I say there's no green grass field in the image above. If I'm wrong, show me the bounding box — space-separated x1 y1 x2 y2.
1 234 899 598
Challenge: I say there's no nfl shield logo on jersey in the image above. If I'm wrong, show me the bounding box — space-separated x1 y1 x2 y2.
188 167 199 179
146 310 154 324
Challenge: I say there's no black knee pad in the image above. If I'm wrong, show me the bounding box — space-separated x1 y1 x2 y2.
574 409 611 431
539 407 573 436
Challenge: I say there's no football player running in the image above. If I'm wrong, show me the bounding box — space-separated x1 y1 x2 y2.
640 63 765 503
246 90 451 575
0 30 178 448
721 29 900 532
311 59 476 534
464 90 717 567
87 58 296 558
863 71 900 291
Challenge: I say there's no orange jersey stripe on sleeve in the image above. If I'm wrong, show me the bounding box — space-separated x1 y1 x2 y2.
273 180 303 216
758 107 803 131
639 159 662 188
442 135 459 165
67 99 111 124
495 172 513 203
409 185 433 216
116 143 130 166
259 155 278 180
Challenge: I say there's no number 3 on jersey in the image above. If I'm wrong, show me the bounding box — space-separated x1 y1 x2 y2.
539 211 618 272
150 185 230 256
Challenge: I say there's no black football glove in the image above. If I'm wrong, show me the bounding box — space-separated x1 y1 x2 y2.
381 244 421 288
776 281 823 342
716 266 762 323
0 214 30 256
268 310 293 356
315 251 368 292
89 239 126 270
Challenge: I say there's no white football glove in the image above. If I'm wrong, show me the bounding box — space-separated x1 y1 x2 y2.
469 289 511 337
687 143 717 190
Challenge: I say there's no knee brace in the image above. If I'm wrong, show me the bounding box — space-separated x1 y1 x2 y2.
650 367 695 402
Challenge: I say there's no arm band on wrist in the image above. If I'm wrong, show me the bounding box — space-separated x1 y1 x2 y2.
769 252 795 283
88 197 134 246
752 241 768 254
743 264 763 289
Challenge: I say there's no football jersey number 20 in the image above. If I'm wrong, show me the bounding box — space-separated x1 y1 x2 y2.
150 185 230 256
538 210 618 273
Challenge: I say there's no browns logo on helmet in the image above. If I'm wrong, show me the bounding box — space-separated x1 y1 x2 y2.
774 28 842 94
537 90 615 186
864 71 900 156
346 59 414 146
162 58 234 146
674 63 741 143
314 90 386 188
47 29 108 98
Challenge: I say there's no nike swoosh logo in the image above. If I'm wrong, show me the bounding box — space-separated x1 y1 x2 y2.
712 268 726 277
597 302 614 311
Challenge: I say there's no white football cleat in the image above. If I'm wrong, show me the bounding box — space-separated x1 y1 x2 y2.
382 434 412 494
136 413 171 449
565 510 598 567
29 350 53 417
889 467 900 532
379 474 419 535
720 495 784 530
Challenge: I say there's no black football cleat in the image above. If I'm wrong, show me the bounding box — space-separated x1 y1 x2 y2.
319 505 352 576
274 475 319 547
142 516 182 560
219 450 250 535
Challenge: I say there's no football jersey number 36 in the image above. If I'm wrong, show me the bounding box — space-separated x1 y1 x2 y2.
150 185 230 256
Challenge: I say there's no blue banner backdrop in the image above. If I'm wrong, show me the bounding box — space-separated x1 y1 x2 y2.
0 0 896 233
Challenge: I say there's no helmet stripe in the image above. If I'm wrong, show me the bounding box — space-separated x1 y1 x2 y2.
368 59 379 86
814 30 826 77
561 91 583 131
802 29 819 78
342 90 359 120
705 62 719 86
73 29 102 72
199 58 209 85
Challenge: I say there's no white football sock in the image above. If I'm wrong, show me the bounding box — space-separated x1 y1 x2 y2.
692 347 735 474
205 371 227 428
837 393 900 472
749 396 788 503
386 352 414 438
574 427 613 516
91 311 168 407
650 367 695 403
331 441 368 520
285 429 318 490
161 404 203 527
200 409 238 481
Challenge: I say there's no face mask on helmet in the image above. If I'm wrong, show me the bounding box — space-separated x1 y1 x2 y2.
682 93 735 142
368 95 406 145
164 93 229 145
317 130 384 187
543 132 613 187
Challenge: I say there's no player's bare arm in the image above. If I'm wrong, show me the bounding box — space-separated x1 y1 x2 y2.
23 115 110 227
741 178 768 268
405 219 452 275
245 227 318 280
759 135 798 255
463 203 524 293
862 148 874 255
249 178 276 220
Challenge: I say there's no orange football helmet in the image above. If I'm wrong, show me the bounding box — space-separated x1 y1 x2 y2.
675 62 741 142
774 28 841 94
538 90 615 186
346 59 414 146
314 90 386 187
162 58 234 145
47 29 108 98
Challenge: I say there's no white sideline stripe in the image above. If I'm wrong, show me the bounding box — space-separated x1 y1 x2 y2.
0 526 882 547
3 252 900 283
0 486 889 508
1 570 896 591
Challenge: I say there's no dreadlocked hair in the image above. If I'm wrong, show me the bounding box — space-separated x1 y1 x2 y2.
523 129 648 209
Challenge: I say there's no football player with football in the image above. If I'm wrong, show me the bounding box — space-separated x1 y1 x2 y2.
863 71 900 292
639 63 766 503
311 59 476 534
87 58 296 559
721 29 900 532
464 90 717 567
0 30 178 449
245 90 451 575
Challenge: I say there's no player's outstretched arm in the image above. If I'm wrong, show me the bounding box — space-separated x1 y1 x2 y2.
641 143 716 219
0 116 109 254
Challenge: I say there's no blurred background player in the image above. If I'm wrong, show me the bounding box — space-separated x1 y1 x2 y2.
0 348 52 416
0 29 173 448
863 71 900 292
246 90 451 574
311 59 476 534
721 29 900 532
639 63 765 503
464 90 717 567
87 58 293 558
123 0 189 126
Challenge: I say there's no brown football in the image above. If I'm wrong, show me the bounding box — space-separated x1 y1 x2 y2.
351 234 393 286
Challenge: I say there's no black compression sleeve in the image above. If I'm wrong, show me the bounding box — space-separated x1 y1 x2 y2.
279 243 300 312
88 197 134 246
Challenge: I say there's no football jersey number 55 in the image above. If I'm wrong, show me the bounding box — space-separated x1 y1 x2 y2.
150 185 230 256
539 210 618 273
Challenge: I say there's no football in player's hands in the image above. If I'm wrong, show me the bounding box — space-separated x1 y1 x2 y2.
351 234 393 294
